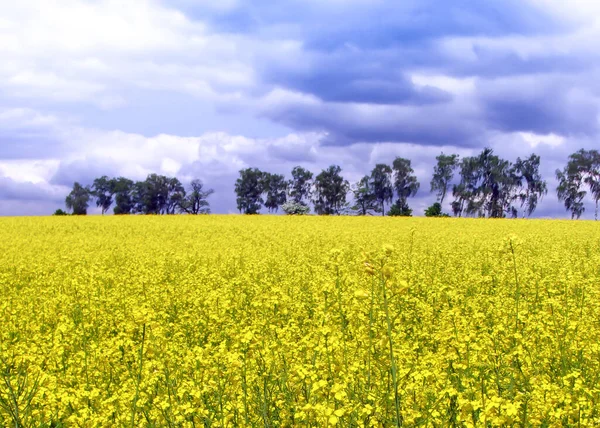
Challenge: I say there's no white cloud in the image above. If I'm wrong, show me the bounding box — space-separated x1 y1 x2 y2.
519 132 565 148
0 0 264 108
411 74 476 96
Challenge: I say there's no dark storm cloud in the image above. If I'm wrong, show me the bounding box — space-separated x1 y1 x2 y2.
479 76 600 136
196 0 597 147
264 58 452 106
261 98 484 147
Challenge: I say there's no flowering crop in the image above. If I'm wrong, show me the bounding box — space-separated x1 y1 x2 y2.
1 215 600 426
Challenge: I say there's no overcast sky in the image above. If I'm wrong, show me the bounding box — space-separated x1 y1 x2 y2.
1 0 600 217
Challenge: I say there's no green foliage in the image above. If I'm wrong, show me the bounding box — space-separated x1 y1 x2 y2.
91 176 115 215
351 176 380 215
112 177 135 215
65 182 91 215
288 166 313 205
514 154 547 217
556 149 600 220
431 153 459 205
52 209 68 216
313 165 349 215
387 201 413 217
424 202 449 217
132 174 186 215
451 148 546 218
392 157 420 211
262 173 287 213
370 164 394 215
235 168 265 214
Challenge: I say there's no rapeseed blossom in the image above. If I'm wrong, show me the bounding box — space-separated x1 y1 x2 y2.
0 215 599 426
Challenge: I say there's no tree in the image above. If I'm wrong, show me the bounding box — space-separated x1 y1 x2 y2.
555 149 600 219
91 175 115 215
165 177 186 215
513 154 547 217
424 202 449 217
263 173 287 213
313 165 349 215
112 177 135 215
451 148 521 218
370 164 393 215
65 182 91 215
53 209 68 216
388 202 412 217
392 157 419 215
451 156 479 217
235 168 264 214
431 153 459 205
352 175 380 215
288 166 313 206
181 179 214 214
556 168 585 219
133 174 166 214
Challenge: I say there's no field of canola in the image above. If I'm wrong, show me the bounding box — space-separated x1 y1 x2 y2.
1 215 600 427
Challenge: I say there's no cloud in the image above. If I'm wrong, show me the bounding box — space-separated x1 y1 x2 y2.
2 0 600 218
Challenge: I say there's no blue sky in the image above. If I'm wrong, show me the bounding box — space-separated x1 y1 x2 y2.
1 0 600 217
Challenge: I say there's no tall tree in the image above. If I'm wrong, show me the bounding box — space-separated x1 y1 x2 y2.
181 179 214 214
392 157 420 213
132 174 173 214
65 182 91 215
313 165 349 215
513 154 547 217
556 149 600 219
164 177 186 214
451 149 520 218
370 164 393 215
352 175 380 215
112 177 135 215
91 175 115 215
431 153 459 205
585 150 600 220
263 173 287 213
235 168 264 214
288 166 313 206
556 168 585 219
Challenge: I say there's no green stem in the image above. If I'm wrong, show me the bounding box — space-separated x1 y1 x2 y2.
382 273 401 426
130 324 146 428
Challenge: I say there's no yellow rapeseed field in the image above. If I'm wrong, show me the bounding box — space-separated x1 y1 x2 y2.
1 216 599 426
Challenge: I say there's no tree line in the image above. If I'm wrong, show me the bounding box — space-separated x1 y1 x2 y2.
57 148 600 219
234 149 550 218
57 174 213 215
